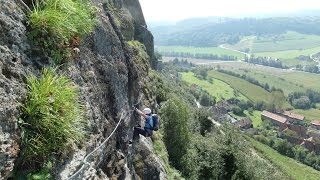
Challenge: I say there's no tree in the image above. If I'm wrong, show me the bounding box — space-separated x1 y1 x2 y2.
268 90 286 112
160 95 191 170
197 108 213 136
199 68 208 80
292 96 311 109
232 106 243 115
199 93 215 106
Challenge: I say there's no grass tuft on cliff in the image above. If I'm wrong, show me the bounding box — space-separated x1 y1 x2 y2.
28 0 96 63
20 67 85 163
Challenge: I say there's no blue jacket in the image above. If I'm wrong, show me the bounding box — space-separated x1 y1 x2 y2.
144 115 153 136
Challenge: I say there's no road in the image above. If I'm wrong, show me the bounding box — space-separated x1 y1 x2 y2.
219 44 250 60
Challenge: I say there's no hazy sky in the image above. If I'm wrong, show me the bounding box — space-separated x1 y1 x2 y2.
139 0 320 22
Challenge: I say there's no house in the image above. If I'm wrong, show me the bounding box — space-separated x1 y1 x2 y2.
261 111 287 127
282 111 305 125
233 117 253 129
311 120 320 130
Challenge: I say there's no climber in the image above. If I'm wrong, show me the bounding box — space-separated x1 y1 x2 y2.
129 107 153 144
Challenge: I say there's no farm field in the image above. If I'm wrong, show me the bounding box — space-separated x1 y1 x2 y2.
180 72 247 101
254 46 320 60
226 31 320 53
156 46 245 60
248 137 320 180
209 62 320 95
208 70 271 103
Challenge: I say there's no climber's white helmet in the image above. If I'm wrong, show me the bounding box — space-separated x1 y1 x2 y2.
143 108 151 115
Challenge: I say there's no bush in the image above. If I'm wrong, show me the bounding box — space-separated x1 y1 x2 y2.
28 0 96 63
20 68 85 163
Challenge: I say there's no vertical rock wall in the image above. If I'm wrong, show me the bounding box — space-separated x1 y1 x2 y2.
0 0 166 179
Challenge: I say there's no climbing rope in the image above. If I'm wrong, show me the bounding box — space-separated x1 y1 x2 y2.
67 111 126 179
67 94 144 179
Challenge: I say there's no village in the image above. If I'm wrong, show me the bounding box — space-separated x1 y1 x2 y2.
210 100 320 154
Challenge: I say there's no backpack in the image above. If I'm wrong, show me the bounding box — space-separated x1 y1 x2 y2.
152 114 160 131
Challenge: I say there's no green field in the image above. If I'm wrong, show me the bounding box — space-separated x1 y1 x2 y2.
254 47 320 67
248 137 320 180
255 46 320 60
210 62 320 95
208 70 271 103
227 31 320 53
181 72 247 101
156 46 245 60
292 109 320 122
230 110 263 128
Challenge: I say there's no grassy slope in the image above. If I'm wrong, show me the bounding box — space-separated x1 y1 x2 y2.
181 72 247 101
208 70 271 103
156 46 244 59
210 62 320 95
248 137 320 180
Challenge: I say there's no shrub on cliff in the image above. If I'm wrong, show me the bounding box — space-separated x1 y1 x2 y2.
20 68 85 163
28 0 96 63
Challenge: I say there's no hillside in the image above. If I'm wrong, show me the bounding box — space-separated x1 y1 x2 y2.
150 16 320 47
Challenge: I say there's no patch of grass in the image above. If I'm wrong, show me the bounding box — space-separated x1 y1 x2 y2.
208 70 271 103
27 161 53 180
244 110 262 128
128 40 149 60
248 137 320 180
28 0 96 63
20 67 85 163
181 72 247 101
156 46 244 60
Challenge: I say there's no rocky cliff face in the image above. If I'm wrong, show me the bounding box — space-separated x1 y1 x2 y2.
0 0 165 179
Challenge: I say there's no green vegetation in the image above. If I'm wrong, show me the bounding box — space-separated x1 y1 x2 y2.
153 130 185 179
229 31 320 53
158 62 294 179
244 110 262 127
20 68 85 164
160 95 191 170
255 46 320 60
156 46 244 60
28 0 96 63
181 72 247 101
26 161 53 180
248 137 320 180
208 70 271 103
128 40 150 61
211 62 320 95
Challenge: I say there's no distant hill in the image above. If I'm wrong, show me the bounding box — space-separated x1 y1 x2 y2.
150 16 320 47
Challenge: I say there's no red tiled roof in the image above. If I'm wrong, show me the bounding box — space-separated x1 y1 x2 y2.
262 111 287 123
283 111 304 121
311 120 320 126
